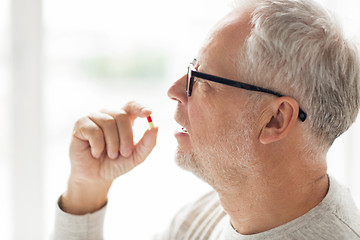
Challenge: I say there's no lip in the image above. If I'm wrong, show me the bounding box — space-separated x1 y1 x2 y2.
174 129 190 149
174 117 189 134
173 112 191 142
173 121 190 141
174 124 189 137
174 129 189 137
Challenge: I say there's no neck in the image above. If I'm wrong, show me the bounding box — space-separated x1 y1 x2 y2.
216 157 329 235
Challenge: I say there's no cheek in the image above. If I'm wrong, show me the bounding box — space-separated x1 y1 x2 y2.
187 88 252 143
188 98 219 132
188 94 238 135
188 109 233 150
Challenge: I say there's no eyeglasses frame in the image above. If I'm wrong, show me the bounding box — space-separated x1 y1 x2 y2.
186 60 307 122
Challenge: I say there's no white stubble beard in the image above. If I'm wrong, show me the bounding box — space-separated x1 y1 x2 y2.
175 112 259 190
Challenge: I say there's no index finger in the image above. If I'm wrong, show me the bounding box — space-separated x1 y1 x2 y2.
122 101 152 122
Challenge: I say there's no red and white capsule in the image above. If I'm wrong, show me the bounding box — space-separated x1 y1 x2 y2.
147 116 154 129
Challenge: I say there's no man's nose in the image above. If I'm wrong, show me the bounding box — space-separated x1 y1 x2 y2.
167 74 187 103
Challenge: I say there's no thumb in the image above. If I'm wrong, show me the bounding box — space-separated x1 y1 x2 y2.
132 127 159 166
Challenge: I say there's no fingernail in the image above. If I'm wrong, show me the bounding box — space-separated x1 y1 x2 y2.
121 147 133 157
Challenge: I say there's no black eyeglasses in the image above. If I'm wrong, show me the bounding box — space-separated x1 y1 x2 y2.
187 59 307 122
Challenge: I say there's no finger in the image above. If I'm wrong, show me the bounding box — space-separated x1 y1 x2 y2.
132 127 159 166
73 116 106 159
100 110 135 158
88 113 120 159
117 115 134 157
122 101 152 122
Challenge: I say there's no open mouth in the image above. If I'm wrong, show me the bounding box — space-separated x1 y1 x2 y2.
174 123 190 145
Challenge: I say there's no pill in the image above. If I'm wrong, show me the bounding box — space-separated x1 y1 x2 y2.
147 116 154 129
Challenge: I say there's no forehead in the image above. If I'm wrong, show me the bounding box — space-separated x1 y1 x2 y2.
197 9 252 79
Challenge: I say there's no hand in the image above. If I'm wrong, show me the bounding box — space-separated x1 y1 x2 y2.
61 101 158 214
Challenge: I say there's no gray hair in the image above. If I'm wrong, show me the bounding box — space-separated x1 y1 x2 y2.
235 0 360 148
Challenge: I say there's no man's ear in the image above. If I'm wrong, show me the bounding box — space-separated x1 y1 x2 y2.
259 97 299 145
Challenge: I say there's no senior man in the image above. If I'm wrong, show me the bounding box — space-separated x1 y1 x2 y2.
53 0 360 239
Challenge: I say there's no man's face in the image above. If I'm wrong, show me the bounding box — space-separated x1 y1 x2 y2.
168 10 260 188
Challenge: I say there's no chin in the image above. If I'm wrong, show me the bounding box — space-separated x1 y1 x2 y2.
175 147 197 171
175 147 217 187
174 136 258 190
